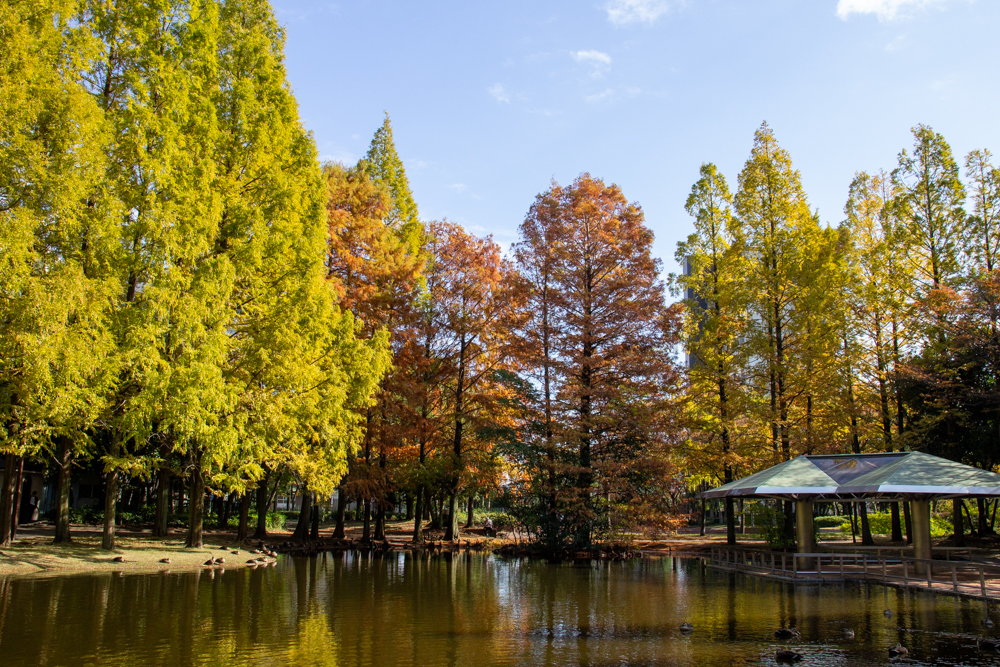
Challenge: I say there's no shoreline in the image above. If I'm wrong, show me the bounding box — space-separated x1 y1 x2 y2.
0 523 289 578
0 521 738 579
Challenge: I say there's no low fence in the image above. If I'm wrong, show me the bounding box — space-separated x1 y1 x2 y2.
708 545 1000 600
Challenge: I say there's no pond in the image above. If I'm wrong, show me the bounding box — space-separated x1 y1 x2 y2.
1 553 998 666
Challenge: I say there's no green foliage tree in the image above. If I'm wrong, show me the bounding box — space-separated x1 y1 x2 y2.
892 124 967 292
674 163 748 545
964 149 1000 273
0 0 119 546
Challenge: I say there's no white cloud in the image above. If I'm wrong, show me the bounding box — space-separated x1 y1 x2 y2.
488 83 510 104
606 0 672 25
448 183 467 193
585 88 616 104
571 50 612 78
836 0 957 20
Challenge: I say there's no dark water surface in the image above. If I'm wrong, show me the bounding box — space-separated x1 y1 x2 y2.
2 553 999 666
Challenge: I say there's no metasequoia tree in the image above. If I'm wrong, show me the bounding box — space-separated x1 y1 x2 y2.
893 124 967 293
732 124 839 541
674 163 748 545
733 123 820 463
964 150 1000 273
324 123 425 543
537 174 679 549
512 187 565 541
0 0 117 546
844 170 912 540
424 221 514 542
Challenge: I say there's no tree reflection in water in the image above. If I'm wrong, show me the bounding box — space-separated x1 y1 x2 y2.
1 554 999 666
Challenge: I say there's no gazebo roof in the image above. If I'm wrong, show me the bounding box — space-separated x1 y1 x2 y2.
700 451 1000 500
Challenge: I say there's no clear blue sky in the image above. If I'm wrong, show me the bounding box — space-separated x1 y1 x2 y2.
274 0 1000 273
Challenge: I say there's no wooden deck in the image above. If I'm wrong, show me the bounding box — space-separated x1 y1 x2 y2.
708 545 1000 601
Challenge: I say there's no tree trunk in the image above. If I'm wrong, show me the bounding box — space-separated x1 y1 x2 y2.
154 449 171 537
890 502 903 542
101 439 122 550
374 501 386 542
237 492 251 542
185 458 205 548
310 499 320 541
466 494 475 529
412 488 424 542
903 501 912 544
405 494 414 521
978 497 989 535
724 497 736 544
858 502 874 546
253 472 270 540
54 437 72 543
0 454 17 547
445 491 458 542
428 494 440 530
9 457 24 541
218 493 229 530
699 498 706 537
783 500 794 546
292 487 312 542
333 486 347 539
361 497 371 542
953 499 965 546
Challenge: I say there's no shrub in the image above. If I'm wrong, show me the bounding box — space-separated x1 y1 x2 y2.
839 512 952 537
815 515 850 528
477 510 514 528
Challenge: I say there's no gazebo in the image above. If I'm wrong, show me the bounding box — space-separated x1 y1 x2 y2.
700 452 1000 568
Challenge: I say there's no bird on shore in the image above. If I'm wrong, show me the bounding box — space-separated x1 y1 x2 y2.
883 609 894 618
775 649 803 662
978 638 1000 652
841 628 855 639
983 618 994 628
231 550 239 555
203 559 215 566
679 622 693 633
159 558 171 564
246 559 259 565
113 556 126 563
888 643 908 657
775 627 801 640
214 557 226 565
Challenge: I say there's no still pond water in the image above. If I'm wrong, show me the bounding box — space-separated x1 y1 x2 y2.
2 553 1000 666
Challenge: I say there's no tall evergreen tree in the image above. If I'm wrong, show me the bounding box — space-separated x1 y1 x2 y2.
964 149 1000 273
675 163 748 545
0 0 117 546
892 124 967 292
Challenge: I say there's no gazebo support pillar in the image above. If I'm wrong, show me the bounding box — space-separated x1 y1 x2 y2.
910 499 932 575
795 500 815 570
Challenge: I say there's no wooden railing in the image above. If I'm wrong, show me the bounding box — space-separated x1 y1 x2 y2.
708 546 1000 599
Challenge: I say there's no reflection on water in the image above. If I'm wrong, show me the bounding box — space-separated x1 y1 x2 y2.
1 553 998 666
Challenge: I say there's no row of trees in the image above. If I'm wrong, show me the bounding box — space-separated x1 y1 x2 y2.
0 0 391 549
676 122 1000 545
2 0 685 552
328 171 683 551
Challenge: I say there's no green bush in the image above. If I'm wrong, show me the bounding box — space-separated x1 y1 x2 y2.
477 510 514 528
839 512 952 537
754 505 795 548
814 515 850 528
221 511 286 531
69 506 104 525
